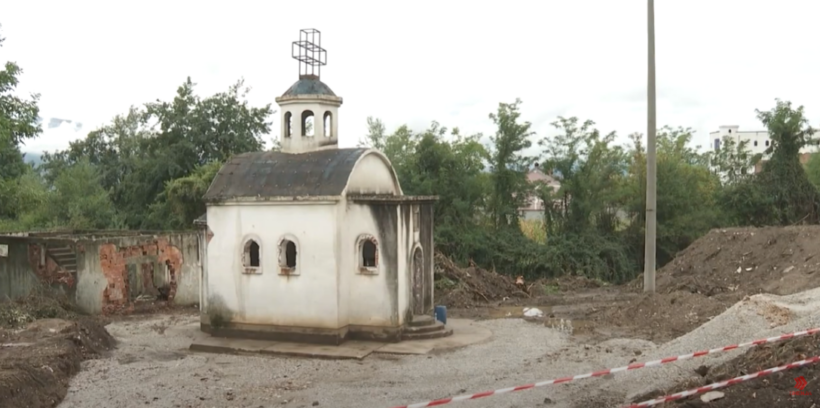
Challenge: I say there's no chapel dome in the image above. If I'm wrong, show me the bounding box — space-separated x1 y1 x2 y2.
281 75 337 97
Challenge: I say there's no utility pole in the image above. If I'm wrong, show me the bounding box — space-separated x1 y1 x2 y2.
643 0 657 293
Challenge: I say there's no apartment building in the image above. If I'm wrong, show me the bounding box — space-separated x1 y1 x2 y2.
710 125 818 173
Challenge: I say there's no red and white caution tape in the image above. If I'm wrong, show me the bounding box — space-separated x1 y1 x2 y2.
626 355 820 407
388 327 820 408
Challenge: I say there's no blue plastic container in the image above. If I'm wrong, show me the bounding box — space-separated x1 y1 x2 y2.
434 305 447 324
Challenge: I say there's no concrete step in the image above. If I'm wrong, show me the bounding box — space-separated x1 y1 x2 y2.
47 246 78 272
404 321 446 334
409 315 435 327
402 328 453 341
51 255 76 264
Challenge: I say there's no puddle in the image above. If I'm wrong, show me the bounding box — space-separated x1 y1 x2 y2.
485 306 595 336
544 317 594 335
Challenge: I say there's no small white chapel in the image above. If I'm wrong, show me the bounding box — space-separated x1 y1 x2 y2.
196 29 450 344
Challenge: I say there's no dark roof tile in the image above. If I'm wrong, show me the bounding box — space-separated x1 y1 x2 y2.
203 148 369 201
281 76 337 97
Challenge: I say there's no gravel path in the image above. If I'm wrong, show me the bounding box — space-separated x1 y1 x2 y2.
57 315 646 408
58 288 820 408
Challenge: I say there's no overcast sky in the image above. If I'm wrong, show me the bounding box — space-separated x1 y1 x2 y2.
4 0 820 155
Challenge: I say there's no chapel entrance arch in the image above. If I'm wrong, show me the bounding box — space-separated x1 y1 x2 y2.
412 246 424 315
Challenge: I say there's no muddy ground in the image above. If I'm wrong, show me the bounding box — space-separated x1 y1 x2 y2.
0 313 115 408
3 225 820 407
633 333 820 407
439 225 820 406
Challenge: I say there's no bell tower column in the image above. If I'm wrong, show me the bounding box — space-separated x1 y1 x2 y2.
275 29 343 154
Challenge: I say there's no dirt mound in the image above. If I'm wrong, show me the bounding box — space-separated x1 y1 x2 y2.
0 292 115 408
647 226 820 299
0 317 115 408
633 332 820 407
0 293 78 329
607 226 820 342
594 291 727 343
434 253 529 308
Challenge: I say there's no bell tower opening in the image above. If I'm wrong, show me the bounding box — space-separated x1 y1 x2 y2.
275 29 343 154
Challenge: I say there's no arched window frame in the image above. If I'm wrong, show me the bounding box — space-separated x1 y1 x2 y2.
284 112 293 138
277 234 301 276
240 235 263 275
323 111 333 138
356 234 379 275
301 110 315 137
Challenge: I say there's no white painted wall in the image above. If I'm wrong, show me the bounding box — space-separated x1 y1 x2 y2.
342 202 400 327
346 153 402 195
205 203 340 329
710 126 820 156
278 99 340 154
203 150 413 333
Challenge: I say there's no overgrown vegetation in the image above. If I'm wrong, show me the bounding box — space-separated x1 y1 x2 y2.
2 28 819 283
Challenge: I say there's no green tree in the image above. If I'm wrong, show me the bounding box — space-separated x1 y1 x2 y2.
43 77 273 229
0 26 43 226
536 117 634 282
146 160 222 229
753 100 818 224
805 153 820 189
625 127 721 267
540 117 628 236
708 136 761 186
358 116 387 151
0 29 41 152
23 160 118 230
487 99 533 230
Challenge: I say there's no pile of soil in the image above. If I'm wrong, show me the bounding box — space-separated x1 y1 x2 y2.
594 291 727 342
600 226 820 343
642 226 820 299
634 333 820 407
0 298 115 408
434 252 530 308
0 293 78 329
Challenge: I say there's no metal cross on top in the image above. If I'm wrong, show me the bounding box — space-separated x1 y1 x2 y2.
291 29 327 79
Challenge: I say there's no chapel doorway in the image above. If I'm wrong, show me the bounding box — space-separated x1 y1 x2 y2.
412 247 424 314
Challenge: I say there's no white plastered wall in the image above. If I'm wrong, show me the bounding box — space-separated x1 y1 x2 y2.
205 202 340 329
342 202 399 327
340 151 405 327
279 100 339 154
346 152 402 195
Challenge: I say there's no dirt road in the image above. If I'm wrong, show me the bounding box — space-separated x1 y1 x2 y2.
58 312 649 408
8 225 820 407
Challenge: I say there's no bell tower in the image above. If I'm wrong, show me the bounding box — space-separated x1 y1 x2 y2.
275 29 343 154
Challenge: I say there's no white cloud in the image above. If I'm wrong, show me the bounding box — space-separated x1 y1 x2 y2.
4 0 820 155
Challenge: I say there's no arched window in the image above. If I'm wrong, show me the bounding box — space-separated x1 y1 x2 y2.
356 235 378 274
242 239 261 274
323 111 333 137
301 110 314 137
285 241 297 268
278 237 299 274
362 241 377 267
284 112 293 138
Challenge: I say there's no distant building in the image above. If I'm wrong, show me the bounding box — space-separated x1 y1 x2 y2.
710 125 818 173
519 163 562 221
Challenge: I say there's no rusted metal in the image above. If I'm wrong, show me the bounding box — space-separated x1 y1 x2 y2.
203 148 370 202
